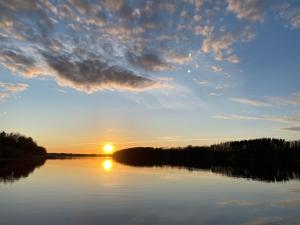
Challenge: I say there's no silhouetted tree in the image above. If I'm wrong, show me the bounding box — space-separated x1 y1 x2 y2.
0 131 47 158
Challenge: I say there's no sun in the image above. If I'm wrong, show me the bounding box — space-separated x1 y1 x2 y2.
103 143 114 154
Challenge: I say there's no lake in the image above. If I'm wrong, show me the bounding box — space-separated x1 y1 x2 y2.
0 157 299 225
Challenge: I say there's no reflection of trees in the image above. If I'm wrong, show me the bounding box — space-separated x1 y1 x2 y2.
210 164 300 182
114 156 300 182
0 158 46 183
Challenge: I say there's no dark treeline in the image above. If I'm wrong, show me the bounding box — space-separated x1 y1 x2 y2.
0 131 47 158
113 138 300 182
0 158 46 183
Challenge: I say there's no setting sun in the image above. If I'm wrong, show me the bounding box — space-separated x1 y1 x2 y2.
103 143 114 154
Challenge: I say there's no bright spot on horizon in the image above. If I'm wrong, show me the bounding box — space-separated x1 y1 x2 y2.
102 159 113 171
103 143 114 154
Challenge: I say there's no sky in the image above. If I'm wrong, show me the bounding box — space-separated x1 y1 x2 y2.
0 0 300 153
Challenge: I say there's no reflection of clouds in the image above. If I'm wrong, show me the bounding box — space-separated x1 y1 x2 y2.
273 199 300 206
242 217 283 225
289 188 300 194
218 200 258 207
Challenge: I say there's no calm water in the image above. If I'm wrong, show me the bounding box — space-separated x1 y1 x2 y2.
0 157 299 225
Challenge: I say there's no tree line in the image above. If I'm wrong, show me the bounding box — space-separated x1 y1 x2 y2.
113 138 300 182
0 131 47 158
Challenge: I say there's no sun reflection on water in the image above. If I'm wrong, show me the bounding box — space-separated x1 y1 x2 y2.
102 159 113 171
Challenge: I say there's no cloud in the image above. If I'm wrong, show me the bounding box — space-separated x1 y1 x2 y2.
0 0 292 95
274 199 300 206
0 82 28 101
194 25 214 36
231 97 271 107
157 76 173 81
214 114 300 123
164 52 193 65
230 94 300 108
227 54 240 64
101 0 123 12
211 65 223 72
0 82 28 93
195 80 209 86
201 27 255 62
42 51 159 93
266 96 300 107
0 93 9 100
281 126 300 132
275 4 300 29
127 52 172 72
227 0 267 22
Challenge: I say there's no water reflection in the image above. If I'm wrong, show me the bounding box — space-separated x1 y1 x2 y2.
0 158 46 183
114 158 300 182
102 158 113 171
1 157 299 183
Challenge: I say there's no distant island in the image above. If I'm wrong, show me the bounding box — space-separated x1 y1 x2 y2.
0 131 47 159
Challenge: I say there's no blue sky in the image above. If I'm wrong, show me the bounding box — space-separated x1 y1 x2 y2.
0 0 300 153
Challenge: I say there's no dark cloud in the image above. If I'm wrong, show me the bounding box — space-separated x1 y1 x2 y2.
282 126 300 132
127 52 171 72
1 50 35 66
42 51 157 92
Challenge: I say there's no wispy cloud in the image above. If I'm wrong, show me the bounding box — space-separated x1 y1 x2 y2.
231 94 300 107
0 82 28 101
218 200 257 207
214 114 300 124
0 82 28 93
231 97 271 107
273 199 300 206
281 126 300 132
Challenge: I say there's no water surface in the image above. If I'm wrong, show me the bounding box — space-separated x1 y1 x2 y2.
0 158 299 225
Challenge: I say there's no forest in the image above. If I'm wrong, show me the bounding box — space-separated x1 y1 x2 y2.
0 132 47 158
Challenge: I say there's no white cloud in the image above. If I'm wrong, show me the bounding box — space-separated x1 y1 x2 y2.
227 54 240 64
211 65 223 72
